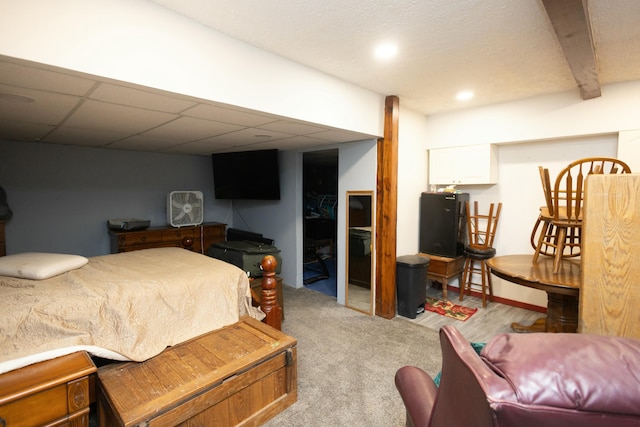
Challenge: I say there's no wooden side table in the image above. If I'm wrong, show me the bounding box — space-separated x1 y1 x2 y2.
419 253 465 300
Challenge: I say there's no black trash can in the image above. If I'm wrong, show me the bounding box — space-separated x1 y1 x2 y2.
396 255 430 319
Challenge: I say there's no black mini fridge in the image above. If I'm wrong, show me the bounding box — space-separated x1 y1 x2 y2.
419 192 469 257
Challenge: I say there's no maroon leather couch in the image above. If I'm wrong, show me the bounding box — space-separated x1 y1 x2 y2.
395 325 640 427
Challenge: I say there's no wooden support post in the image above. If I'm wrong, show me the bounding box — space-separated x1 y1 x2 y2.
375 95 399 319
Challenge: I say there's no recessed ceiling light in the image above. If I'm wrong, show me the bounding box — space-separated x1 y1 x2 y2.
374 43 398 61
0 92 35 103
456 90 474 101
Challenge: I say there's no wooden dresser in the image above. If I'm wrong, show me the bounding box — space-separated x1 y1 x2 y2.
0 352 96 427
109 222 226 254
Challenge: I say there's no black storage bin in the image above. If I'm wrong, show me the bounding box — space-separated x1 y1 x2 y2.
207 240 282 277
396 255 430 319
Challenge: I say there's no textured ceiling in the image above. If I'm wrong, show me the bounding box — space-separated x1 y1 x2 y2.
151 0 640 114
1 0 640 155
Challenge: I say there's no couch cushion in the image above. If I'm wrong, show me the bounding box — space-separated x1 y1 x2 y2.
481 332 640 416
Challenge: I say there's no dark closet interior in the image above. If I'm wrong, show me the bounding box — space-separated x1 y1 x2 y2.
302 149 338 295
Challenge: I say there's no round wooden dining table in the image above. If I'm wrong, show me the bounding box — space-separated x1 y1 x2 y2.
486 254 580 333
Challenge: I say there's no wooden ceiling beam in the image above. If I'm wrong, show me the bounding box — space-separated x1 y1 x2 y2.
542 0 601 99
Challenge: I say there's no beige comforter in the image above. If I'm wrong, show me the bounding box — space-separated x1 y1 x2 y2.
0 247 264 374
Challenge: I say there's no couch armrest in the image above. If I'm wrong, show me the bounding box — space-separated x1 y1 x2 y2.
395 366 437 427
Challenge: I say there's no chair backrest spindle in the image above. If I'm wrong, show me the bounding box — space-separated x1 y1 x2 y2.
552 157 631 224
465 201 501 251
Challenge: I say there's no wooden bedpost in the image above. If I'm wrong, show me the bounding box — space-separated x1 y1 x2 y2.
260 255 282 330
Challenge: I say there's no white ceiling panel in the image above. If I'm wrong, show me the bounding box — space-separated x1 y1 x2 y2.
256 120 327 136
162 140 237 155
140 116 245 143
108 134 193 151
0 119 54 141
45 126 129 146
90 83 198 113
0 60 95 96
196 127 296 147
0 85 80 124
183 104 277 127
63 99 176 133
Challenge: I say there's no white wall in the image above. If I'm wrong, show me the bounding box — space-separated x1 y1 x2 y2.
0 0 384 138
423 81 640 148
402 82 640 308
337 140 378 306
618 130 640 171
397 106 430 257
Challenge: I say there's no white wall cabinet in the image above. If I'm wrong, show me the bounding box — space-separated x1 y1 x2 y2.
429 144 498 185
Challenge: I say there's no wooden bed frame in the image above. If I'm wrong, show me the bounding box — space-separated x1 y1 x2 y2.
0 247 287 426
255 254 283 331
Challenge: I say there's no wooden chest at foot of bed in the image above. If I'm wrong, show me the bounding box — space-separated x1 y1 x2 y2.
97 316 297 427
0 352 96 427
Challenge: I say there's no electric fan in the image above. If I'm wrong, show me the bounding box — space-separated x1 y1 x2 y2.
167 191 203 227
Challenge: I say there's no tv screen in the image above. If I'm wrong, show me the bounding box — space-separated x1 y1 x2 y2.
211 149 281 200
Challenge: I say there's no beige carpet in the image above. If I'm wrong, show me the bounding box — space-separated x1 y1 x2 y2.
263 285 442 427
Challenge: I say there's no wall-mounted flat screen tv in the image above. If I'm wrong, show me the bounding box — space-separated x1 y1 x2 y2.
211 149 281 200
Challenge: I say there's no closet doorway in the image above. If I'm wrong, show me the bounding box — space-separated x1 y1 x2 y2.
302 149 338 298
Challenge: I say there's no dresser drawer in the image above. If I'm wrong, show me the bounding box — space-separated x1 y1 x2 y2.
110 223 227 254
0 378 90 426
161 228 195 243
1 383 69 425
118 230 163 248
0 352 95 427
420 254 464 277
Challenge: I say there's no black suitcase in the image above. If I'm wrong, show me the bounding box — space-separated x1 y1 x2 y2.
207 240 282 277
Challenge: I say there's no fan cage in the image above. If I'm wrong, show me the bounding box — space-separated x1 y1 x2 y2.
167 191 204 227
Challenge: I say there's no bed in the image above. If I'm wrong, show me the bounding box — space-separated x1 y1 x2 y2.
0 247 287 425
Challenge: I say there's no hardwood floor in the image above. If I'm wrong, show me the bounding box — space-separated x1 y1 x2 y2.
406 285 544 343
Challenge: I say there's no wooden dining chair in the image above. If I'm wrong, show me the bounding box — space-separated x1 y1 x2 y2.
460 200 502 307
532 157 632 273
530 166 578 260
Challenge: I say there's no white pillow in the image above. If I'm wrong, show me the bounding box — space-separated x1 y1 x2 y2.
0 252 89 280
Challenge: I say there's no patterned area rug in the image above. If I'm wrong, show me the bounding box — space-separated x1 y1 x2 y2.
425 297 478 321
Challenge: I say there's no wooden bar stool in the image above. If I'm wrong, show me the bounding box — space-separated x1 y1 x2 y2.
460 201 502 307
